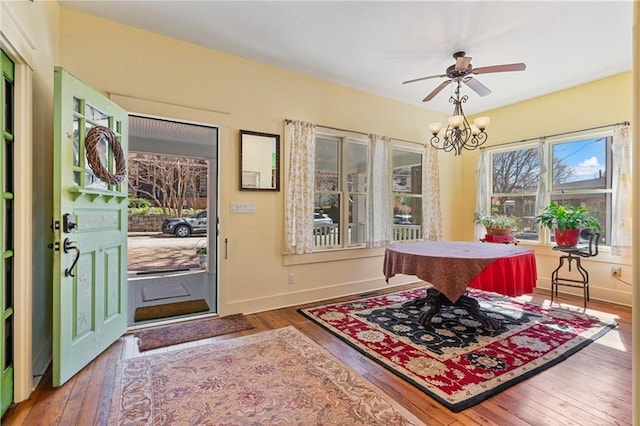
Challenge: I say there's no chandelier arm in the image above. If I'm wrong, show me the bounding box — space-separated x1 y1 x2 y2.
429 81 489 156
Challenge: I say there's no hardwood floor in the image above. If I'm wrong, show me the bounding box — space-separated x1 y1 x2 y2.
2 283 633 425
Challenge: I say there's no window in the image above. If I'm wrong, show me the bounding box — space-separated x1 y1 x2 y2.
487 133 613 245
314 135 369 249
550 136 612 244
392 146 423 241
490 146 540 240
311 132 425 251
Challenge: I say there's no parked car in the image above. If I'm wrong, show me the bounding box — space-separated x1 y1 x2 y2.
314 212 334 235
393 214 412 225
162 210 207 237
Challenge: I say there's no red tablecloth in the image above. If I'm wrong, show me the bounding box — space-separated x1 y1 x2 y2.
384 241 537 302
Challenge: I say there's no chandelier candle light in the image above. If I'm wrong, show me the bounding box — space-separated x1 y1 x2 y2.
428 80 490 155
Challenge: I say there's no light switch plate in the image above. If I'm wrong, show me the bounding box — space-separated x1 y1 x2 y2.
230 202 256 213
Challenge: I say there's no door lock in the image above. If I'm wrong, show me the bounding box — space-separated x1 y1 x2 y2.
63 213 77 233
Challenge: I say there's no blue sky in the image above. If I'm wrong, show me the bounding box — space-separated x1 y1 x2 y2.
553 138 606 182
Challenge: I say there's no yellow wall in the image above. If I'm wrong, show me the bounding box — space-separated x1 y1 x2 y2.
460 72 633 306
57 8 453 315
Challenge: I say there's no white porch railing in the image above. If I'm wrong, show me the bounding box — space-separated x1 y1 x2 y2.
314 224 422 249
393 225 422 241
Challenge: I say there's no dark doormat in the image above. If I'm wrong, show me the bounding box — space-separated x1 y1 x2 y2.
134 299 210 322
134 314 254 351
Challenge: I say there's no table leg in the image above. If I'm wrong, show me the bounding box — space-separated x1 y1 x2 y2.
403 287 500 331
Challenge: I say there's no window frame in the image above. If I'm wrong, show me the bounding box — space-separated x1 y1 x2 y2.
484 128 614 247
546 131 613 245
487 142 540 241
311 130 427 252
391 142 424 242
313 130 370 251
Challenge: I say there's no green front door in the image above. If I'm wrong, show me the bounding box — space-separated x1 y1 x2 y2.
52 67 128 386
0 50 15 417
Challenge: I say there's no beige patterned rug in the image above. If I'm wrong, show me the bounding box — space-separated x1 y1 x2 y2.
109 326 423 425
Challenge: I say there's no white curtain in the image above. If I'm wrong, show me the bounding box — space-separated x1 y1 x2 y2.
474 151 490 241
284 121 316 254
422 145 442 240
611 123 632 256
366 134 392 247
534 139 550 218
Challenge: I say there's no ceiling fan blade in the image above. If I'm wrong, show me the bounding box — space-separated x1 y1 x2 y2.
463 77 492 97
455 55 472 71
473 63 526 75
423 79 452 102
402 73 447 85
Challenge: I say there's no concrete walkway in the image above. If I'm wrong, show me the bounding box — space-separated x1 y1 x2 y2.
128 233 204 274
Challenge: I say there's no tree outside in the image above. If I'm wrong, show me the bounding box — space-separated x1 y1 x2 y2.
128 153 208 217
491 147 574 233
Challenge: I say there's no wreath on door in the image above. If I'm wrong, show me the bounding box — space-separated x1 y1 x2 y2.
85 126 126 185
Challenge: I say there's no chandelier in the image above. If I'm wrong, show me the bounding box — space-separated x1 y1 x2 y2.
428 80 490 156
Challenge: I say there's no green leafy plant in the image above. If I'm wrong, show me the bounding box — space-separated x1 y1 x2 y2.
474 212 519 230
534 202 602 231
128 197 152 209
196 240 207 255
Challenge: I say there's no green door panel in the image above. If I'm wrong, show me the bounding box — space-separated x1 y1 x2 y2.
52 67 128 386
0 49 15 418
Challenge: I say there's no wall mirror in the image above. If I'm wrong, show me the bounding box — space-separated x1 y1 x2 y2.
240 130 280 191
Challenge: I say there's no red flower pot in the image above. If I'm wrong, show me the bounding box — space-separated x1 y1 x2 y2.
554 228 580 247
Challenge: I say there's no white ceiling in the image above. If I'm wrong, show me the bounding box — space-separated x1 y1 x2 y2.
59 1 633 115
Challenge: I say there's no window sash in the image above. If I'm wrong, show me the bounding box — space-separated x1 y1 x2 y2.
485 132 614 246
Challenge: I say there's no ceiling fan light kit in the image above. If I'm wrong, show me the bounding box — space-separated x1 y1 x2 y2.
405 51 525 156
428 80 489 155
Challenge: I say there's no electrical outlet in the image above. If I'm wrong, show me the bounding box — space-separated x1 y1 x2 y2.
611 266 622 277
288 273 295 284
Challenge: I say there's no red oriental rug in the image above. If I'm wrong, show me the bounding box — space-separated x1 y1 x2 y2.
298 286 617 412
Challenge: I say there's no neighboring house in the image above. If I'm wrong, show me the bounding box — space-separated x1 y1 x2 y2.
0 0 637 418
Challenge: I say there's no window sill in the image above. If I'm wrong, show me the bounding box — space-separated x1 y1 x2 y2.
283 246 386 266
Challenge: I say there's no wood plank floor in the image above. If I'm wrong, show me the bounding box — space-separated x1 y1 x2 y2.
2 283 633 425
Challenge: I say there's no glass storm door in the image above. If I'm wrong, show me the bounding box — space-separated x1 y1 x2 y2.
52 67 128 386
0 50 15 417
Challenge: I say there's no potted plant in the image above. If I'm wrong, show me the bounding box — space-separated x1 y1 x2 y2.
474 212 519 236
534 202 602 246
195 241 207 268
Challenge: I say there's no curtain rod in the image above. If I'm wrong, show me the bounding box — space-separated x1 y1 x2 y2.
284 119 424 146
480 120 630 150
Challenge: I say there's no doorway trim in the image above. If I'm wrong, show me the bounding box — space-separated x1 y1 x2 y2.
1 11 34 403
110 94 228 321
